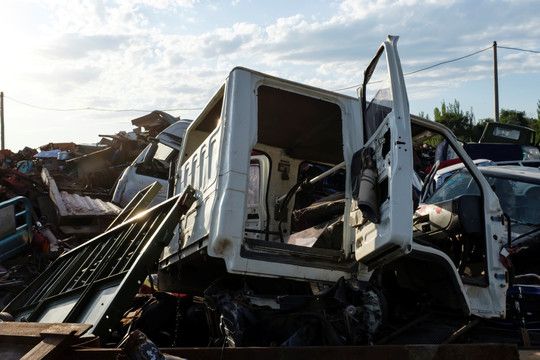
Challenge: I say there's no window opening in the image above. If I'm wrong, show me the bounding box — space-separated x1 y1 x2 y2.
413 129 488 284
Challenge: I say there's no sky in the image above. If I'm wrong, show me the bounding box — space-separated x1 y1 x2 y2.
1 0 539 152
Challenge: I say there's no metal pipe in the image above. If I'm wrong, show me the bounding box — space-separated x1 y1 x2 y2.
309 161 345 185
1 92 4 150
276 161 345 204
493 41 499 122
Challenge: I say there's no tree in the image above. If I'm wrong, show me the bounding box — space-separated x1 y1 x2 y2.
532 100 540 143
499 107 540 144
433 100 475 141
499 109 530 127
417 111 430 120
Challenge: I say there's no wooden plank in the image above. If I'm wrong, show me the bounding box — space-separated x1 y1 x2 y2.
21 335 67 360
0 322 91 338
40 323 92 337
0 322 58 338
59 225 101 235
0 322 93 360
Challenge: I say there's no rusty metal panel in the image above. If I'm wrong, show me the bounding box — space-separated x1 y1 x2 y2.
59 190 121 216
131 110 178 133
42 167 121 218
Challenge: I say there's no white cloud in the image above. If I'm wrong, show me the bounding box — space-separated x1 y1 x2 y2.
134 0 200 9
1 0 540 150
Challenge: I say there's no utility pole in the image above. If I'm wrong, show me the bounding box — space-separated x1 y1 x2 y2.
0 92 4 150
493 41 499 122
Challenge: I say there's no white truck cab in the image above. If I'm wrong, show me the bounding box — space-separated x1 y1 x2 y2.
157 36 508 345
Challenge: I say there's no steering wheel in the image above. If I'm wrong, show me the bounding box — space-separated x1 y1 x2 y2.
420 160 440 203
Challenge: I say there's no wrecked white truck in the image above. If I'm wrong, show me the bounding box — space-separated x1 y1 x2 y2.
3 36 524 348
155 35 511 346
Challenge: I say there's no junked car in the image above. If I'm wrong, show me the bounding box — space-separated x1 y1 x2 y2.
431 158 495 191
420 165 540 249
112 119 192 207
416 165 540 330
434 122 540 167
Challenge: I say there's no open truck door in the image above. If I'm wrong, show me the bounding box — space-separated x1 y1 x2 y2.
352 36 414 268
352 37 507 319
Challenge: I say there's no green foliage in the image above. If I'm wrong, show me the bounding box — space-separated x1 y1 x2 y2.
499 109 530 126
499 108 539 144
417 111 430 121
423 134 443 148
531 121 540 143
433 100 475 141
532 100 540 143
421 99 540 145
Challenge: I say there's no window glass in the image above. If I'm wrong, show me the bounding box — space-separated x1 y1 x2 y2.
154 144 176 166
247 161 260 206
426 170 480 204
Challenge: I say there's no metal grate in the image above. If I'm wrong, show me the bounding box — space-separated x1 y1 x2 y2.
3 185 195 342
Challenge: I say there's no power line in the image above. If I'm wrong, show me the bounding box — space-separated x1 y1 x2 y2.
4 43 540 109
333 45 493 91
4 95 203 113
333 43 539 92
404 45 492 76
498 45 540 54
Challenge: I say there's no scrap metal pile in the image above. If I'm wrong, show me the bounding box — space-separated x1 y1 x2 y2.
0 111 180 311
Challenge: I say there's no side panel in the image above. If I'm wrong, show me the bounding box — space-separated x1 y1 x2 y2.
180 129 221 248
168 69 256 260
206 69 257 260
162 86 226 262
